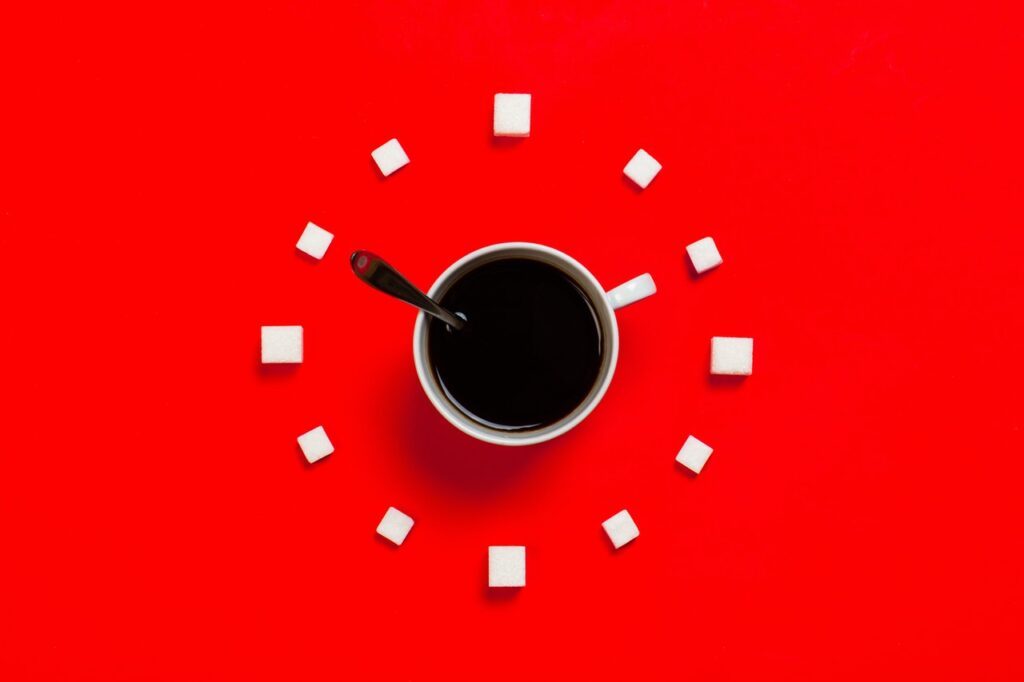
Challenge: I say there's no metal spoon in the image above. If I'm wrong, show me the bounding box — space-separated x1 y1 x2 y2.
350 250 466 331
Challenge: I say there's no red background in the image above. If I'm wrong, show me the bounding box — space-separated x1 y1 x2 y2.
1 1 1022 679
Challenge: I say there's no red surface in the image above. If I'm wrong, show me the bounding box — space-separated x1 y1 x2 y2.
1 2 1022 679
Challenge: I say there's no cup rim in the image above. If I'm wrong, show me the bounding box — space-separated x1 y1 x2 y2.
412 242 620 446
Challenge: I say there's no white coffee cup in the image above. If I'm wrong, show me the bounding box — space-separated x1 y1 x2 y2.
413 242 656 446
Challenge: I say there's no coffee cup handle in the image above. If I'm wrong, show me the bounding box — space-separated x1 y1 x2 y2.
606 273 657 310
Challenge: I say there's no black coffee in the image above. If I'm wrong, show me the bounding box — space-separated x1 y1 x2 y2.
428 258 603 431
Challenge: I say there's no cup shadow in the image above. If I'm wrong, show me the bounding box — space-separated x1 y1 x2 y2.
397 372 556 500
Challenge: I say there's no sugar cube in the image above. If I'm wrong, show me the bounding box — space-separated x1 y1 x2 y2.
493 93 531 137
686 237 723 274
602 509 639 549
676 435 714 474
376 506 415 546
711 336 753 376
295 221 334 260
297 425 333 464
623 149 662 189
371 138 410 177
606 273 657 310
488 546 526 587
261 325 303 364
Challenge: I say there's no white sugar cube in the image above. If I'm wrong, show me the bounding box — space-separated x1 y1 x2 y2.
295 221 334 260
686 237 723 274
676 435 714 474
371 138 410 177
376 506 415 546
711 336 753 376
606 273 657 309
493 93 531 137
602 509 639 549
261 325 303 364
623 149 662 189
297 425 333 464
488 546 526 587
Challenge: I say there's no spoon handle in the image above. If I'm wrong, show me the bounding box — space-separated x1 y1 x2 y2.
350 250 466 330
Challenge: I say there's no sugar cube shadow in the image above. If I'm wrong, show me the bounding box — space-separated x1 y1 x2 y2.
298 444 332 470
621 175 645 195
397 373 555 499
675 460 700 480
706 373 748 389
255 349 299 378
684 256 705 282
369 157 409 182
486 109 528 150
601 526 641 555
490 136 527 150
482 556 522 602
373 532 402 552
602 527 620 555
295 248 322 266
